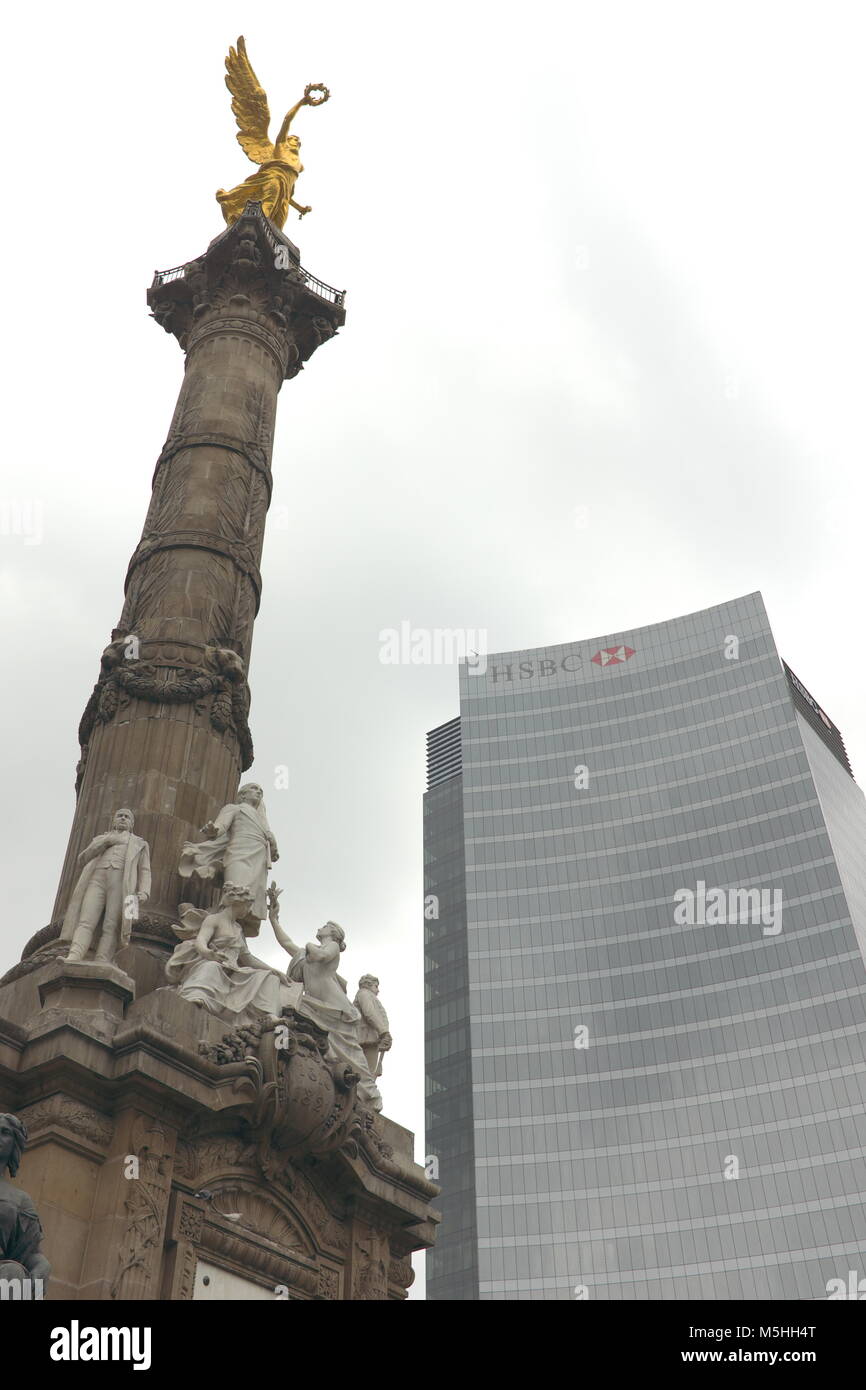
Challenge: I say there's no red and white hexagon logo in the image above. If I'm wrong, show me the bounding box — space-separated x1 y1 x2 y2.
591 645 635 667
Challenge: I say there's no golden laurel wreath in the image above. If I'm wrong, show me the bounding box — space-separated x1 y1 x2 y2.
304 83 330 106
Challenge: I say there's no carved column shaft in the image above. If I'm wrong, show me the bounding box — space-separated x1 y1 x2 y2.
47 208 344 935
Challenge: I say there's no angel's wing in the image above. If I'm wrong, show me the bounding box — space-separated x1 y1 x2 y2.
225 35 273 165
173 903 209 940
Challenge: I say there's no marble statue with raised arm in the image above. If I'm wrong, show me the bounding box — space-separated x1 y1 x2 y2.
267 884 382 1110
0 1114 51 1293
60 808 151 963
166 882 296 1022
179 782 278 932
354 975 392 1081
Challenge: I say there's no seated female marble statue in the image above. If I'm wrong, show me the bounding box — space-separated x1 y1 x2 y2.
0 1113 51 1289
166 882 295 1023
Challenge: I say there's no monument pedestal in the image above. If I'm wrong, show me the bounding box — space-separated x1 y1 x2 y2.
38 961 136 1018
0 947 438 1300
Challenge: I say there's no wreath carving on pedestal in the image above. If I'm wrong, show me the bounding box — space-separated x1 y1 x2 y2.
76 639 254 792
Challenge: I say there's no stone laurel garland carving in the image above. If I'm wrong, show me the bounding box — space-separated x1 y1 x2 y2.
176 1244 197 1301
20 1096 115 1150
116 549 178 644
76 637 253 791
22 925 68 958
172 1136 200 1182
221 469 254 544
129 914 182 948
183 1135 259 1182
198 1019 268 1067
359 1112 395 1165
289 1165 349 1254
120 540 241 645
2 915 179 983
353 1231 390 1301
388 1256 415 1291
317 1265 341 1300
177 1201 205 1244
0 937 68 985
241 384 271 447
168 371 208 441
111 1117 174 1300
125 530 263 604
232 581 258 678
150 432 272 500
356 1113 441 1201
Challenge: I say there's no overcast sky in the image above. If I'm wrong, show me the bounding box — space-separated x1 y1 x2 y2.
3 1 866 1294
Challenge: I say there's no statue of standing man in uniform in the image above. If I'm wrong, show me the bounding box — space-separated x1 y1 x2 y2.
179 783 278 934
60 808 151 963
354 975 392 1082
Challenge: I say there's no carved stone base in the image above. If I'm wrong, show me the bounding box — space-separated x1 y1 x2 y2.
0 931 439 1300
38 960 136 1017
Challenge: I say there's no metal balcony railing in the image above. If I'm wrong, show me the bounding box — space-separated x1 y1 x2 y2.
152 203 345 307
153 264 187 287
297 270 344 307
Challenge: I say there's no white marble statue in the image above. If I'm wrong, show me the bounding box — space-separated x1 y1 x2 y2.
267 884 382 1111
166 882 295 1022
354 976 392 1080
60 808 151 963
178 783 278 930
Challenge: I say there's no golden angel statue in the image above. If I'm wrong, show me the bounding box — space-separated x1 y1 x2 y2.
216 36 330 231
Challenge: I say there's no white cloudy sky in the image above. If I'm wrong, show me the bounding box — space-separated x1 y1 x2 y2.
3 0 866 1292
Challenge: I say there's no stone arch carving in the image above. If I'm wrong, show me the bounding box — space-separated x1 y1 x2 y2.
190 1178 320 1297
203 1182 311 1257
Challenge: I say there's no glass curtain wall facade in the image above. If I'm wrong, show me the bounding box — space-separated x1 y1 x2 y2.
424 592 866 1299
425 719 478 1301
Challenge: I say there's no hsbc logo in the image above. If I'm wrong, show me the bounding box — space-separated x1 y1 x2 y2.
487 646 639 683
591 645 635 667
488 653 582 683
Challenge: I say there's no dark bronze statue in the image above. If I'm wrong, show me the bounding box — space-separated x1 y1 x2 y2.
0 1114 51 1292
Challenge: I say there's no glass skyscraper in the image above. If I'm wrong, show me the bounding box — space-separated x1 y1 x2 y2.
424 592 866 1300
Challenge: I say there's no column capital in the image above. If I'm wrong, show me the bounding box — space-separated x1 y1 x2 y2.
147 202 346 379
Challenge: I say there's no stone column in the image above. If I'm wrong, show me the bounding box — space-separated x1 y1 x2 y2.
43 206 345 944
